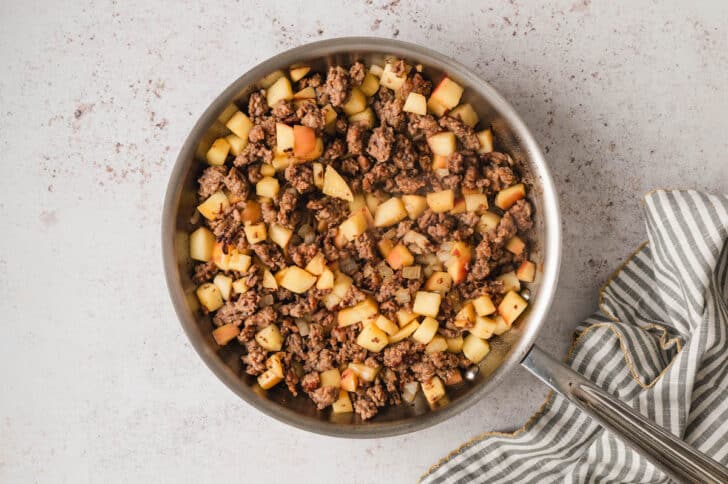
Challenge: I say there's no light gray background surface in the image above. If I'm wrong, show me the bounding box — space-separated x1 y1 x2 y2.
1 1 726 482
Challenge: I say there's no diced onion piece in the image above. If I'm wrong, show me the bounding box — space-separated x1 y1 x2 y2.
402 265 422 280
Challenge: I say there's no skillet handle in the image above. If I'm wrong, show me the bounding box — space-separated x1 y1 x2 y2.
521 344 728 484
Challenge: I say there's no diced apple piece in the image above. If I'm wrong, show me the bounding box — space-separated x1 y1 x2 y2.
321 104 337 134
332 389 353 413
413 291 442 318
289 65 311 82
388 320 420 344
315 267 334 289
506 236 526 256
259 70 285 88
320 368 341 388
322 165 354 201
476 128 494 153
374 197 408 227
244 223 267 245
462 334 490 364
498 290 528 325
421 376 446 406
492 315 510 335
430 77 463 111
266 352 284 378
470 316 497 340
293 86 316 100
449 103 479 127
255 324 283 352
386 244 414 270
412 316 439 344
211 242 230 271
378 238 394 258
472 294 496 317
432 154 448 170
369 64 383 77
427 190 455 213
360 72 380 96
190 227 216 262
293 125 317 158
276 266 317 293
424 271 453 294
332 271 353 299
212 323 239 346
323 292 341 310
232 277 249 294
257 368 283 390
239 200 260 224
451 197 466 214
464 193 489 213
342 87 367 115
478 212 501 234
206 138 230 166
446 336 464 353
445 241 472 284
339 210 369 242
312 162 324 189
426 335 448 354
229 252 251 272
213 274 233 301
226 134 246 156
403 92 427 115
427 132 457 156
338 297 379 327
517 260 536 282
347 362 379 382
380 62 407 90
271 153 292 172
269 223 293 250
226 111 253 140
340 369 359 392
275 123 294 154
196 283 223 312
402 381 420 404
495 183 526 210
371 315 399 336
356 322 389 352
365 193 381 214
454 302 475 327
197 191 230 221
349 193 366 212
390 312 414 330
304 253 326 276
266 76 293 107
442 369 463 386
348 108 376 129
401 194 428 220
497 271 521 293
262 269 278 289
256 176 280 199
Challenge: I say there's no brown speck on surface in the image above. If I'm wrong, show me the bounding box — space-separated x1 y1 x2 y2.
73 103 95 119
39 210 58 228
371 18 381 30
47 185 54 192
570 0 591 12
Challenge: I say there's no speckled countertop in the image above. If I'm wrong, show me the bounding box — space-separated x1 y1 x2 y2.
2 1 727 482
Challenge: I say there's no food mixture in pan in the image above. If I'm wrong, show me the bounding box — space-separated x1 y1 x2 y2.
189 58 535 420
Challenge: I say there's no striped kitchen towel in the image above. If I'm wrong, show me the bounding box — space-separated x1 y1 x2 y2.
422 189 728 483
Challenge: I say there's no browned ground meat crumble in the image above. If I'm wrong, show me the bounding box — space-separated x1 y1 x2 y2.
192 59 534 420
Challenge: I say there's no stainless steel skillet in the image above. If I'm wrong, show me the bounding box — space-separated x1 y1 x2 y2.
162 37 728 483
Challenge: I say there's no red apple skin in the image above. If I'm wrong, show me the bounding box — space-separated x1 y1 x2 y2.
447 242 472 284
293 125 316 157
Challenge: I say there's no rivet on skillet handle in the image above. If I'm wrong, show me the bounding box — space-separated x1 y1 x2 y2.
521 345 728 484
